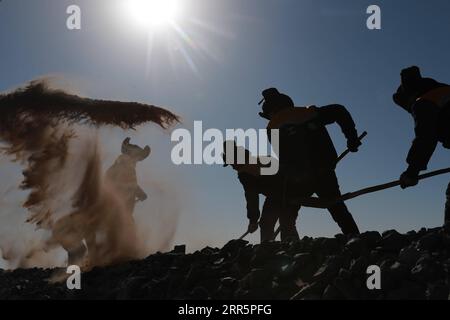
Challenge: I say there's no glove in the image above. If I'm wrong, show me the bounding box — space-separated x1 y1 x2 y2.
247 221 259 234
399 168 419 189
347 137 362 153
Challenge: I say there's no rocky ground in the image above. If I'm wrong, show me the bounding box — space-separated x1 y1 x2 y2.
1 225 449 300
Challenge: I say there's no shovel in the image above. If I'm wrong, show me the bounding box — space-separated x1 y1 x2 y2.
290 167 450 209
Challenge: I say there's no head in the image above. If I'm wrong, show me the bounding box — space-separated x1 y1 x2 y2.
393 66 423 113
401 66 422 88
121 137 151 162
258 88 294 120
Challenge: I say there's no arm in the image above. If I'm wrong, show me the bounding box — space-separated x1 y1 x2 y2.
244 188 260 223
239 174 260 224
316 104 359 142
135 185 148 202
406 100 439 173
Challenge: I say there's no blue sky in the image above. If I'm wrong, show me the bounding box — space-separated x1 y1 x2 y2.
1 0 450 252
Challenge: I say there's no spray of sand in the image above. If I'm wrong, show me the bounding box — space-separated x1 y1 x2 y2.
0 79 180 269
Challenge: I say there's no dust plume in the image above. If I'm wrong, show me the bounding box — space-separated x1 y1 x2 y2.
0 79 179 130
134 172 182 254
0 79 180 269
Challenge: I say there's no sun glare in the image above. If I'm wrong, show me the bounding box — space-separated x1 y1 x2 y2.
122 0 231 77
126 0 181 28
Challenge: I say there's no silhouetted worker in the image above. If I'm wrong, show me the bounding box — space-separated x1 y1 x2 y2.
52 138 150 266
258 88 361 239
223 141 281 240
106 137 149 214
393 66 450 224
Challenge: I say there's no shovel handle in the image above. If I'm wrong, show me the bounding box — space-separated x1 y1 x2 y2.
239 231 250 240
336 131 367 163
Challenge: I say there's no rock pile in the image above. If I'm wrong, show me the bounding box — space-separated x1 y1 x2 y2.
1 225 449 300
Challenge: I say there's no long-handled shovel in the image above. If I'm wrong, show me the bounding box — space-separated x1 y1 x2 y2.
238 231 250 240
290 167 450 209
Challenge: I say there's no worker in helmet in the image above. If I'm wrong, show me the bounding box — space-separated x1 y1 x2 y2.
258 88 361 240
393 66 450 224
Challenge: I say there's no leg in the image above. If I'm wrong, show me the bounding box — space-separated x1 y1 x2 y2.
445 181 450 224
278 204 301 242
315 170 360 235
259 197 280 242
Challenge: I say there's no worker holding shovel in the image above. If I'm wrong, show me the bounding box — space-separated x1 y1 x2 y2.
393 66 450 224
289 67 450 222
229 88 364 242
258 88 363 240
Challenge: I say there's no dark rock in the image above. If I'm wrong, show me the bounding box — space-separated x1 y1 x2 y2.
312 256 343 283
240 268 272 290
201 246 217 255
234 245 253 268
333 276 358 300
116 276 150 299
310 237 340 256
273 255 298 281
379 230 409 252
443 221 450 234
405 230 419 242
221 239 248 256
334 233 347 245
345 237 368 257
349 256 369 275
197 278 221 295
321 238 341 254
389 262 409 283
172 245 186 254
233 288 251 299
189 286 210 300
442 232 450 248
322 284 344 300
416 232 442 252
184 263 206 287
379 259 398 290
249 242 280 267
1 227 449 300
359 231 382 249
338 268 352 279
284 253 316 281
220 276 236 286
398 245 422 267
426 281 449 300
411 255 444 283
290 281 325 300
386 283 424 300
293 252 313 266
368 249 382 264
272 282 299 300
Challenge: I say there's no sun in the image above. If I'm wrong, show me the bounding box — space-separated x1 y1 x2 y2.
121 0 230 77
126 0 181 28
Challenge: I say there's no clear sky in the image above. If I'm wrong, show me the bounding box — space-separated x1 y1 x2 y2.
1 0 450 254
